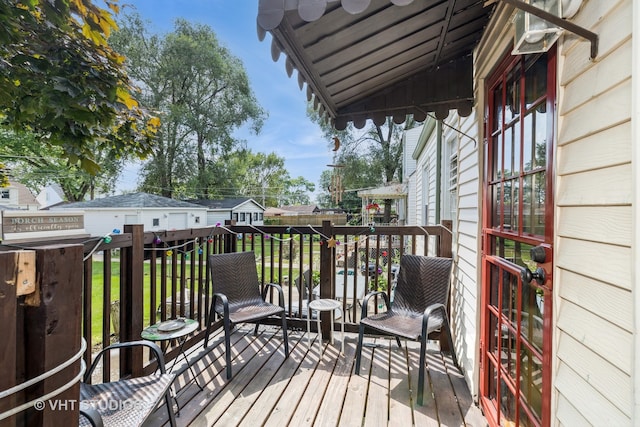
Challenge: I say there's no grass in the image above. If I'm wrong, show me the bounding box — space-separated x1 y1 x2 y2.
87 257 310 345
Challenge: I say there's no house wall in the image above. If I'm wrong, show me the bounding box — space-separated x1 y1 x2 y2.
470 1 635 424
50 208 208 236
552 1 633 424
442 109 482 396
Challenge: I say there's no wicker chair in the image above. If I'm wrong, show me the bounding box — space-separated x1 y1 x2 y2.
204 252 289 380
355 254 458 405
79 341 176 427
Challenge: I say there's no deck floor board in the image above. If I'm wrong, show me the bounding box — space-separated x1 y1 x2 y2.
146 326 486 427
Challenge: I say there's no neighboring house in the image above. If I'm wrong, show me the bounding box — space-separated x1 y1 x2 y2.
259 1 637 425
264 207 296 217
49 192 208 236
188 198 265 226
35 183 64 209
277 205 319 215
402 124 424 227
0 181 40 211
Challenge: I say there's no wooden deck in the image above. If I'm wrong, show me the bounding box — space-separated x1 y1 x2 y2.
145 325 486 427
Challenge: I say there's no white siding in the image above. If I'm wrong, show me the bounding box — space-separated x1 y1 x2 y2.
554 0 633 424
442 110 481 396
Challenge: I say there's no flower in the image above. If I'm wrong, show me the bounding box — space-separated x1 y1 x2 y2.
366 203 379 211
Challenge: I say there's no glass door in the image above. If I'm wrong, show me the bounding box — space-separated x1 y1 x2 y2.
480 49 555 427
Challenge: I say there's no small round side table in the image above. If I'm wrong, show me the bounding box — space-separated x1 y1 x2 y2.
141 318 204 415
307 299 344 356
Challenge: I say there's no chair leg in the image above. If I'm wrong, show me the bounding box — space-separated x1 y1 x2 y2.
253 321 260 336
355 323 366 373
395 336 402 348
418 336 427 406
443 316 460 370
165 389 177 427
281 314 290 357
224 316 233 380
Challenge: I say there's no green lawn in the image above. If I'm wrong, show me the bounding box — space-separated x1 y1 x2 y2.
87 258 307 344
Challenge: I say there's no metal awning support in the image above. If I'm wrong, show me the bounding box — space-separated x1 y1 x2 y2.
497 0 598 59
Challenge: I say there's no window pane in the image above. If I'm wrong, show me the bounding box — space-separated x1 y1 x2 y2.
505 64 521 122
525 54 547 109
492 134 503 180
493 84 503 131
504 126 513 177
534 109 547 169
520 345 543 422
492 183 501 229
523 112 534 171
503 180 513 231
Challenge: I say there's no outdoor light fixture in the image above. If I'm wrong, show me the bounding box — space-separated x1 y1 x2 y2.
512 0 562 55
499 0 597 59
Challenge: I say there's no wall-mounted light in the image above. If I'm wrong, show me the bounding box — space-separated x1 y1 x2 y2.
512 0 562 55
501 0 597 59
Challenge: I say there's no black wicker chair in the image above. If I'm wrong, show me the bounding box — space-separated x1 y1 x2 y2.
355 254 458 405
204 252 289 380
79 341 176 427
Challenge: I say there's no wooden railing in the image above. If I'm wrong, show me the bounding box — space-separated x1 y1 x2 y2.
0 220 451 425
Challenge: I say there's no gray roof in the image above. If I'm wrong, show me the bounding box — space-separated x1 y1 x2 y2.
59 192 206 209
188 198 263 210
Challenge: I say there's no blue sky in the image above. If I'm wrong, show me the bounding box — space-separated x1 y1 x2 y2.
115 1 332 199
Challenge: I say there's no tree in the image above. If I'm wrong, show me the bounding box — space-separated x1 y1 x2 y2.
280 176 315 206
0 0 159 179
0 129 123 201
110 15 265 198
309 105 416 222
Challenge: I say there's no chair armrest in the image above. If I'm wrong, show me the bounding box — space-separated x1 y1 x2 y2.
79 401 104 427
360 291 390 319
213 292 230 319
84 340 167 383
422 303 447 335
262 282 285 308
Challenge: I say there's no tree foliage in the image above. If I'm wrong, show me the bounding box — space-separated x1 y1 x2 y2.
309 105 416 222
0 0 159 177
110 14 266 199
0 129 124 201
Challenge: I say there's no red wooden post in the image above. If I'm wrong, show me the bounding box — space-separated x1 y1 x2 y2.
23 244 83 427
120 224 145 377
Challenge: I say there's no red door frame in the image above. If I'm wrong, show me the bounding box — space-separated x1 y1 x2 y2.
479 47 556 427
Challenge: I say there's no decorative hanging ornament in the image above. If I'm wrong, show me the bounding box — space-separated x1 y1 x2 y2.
327 236 337 248
167 250 173 256
153 236 162 245
103 235 112 244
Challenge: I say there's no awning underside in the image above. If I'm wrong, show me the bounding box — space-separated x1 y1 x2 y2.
258 0 495 129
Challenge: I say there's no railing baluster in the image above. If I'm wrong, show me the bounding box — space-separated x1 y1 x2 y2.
102 250 112 383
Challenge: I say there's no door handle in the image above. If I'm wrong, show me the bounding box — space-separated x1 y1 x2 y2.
521 266 546 285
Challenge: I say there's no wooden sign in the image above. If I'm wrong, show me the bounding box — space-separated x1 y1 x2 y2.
0 211 88 243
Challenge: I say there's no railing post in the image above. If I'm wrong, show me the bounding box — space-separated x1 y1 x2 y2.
23 245 83 426
224 220 237 253
440 220 453 258
319 220 334 339
121 224 144 377
0 251 24 427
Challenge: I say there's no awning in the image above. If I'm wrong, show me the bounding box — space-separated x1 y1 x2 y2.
357 183 407 199
257 0 495 129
